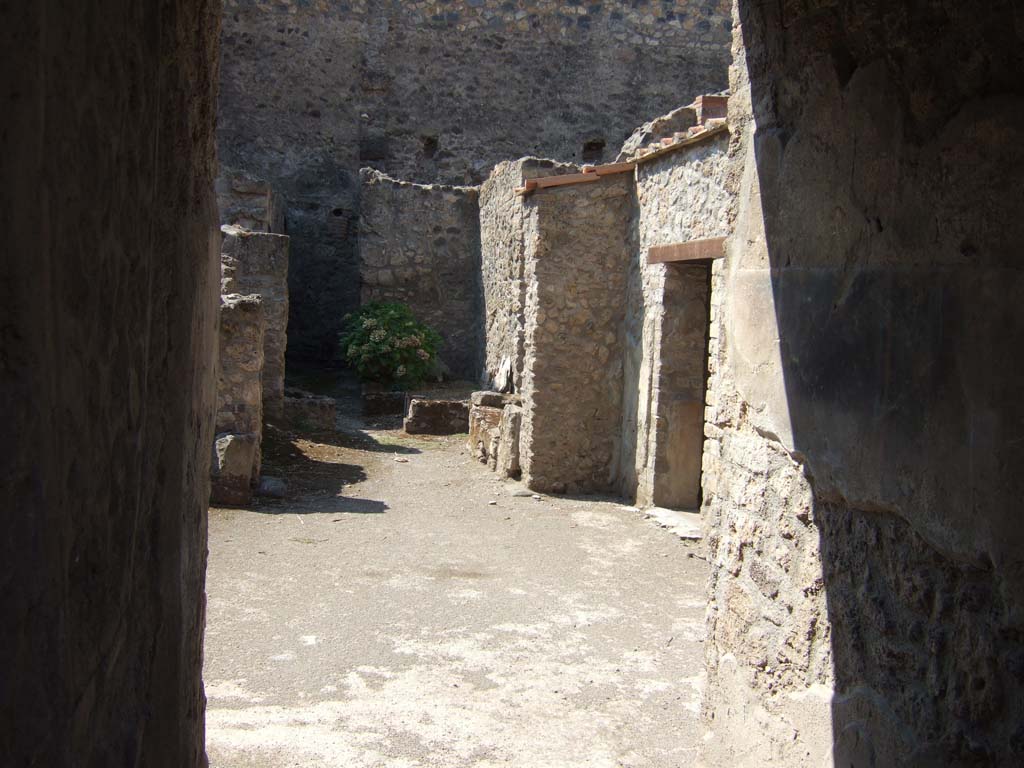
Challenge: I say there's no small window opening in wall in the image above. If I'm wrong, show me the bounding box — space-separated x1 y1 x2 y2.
421 135 439 159
332 208 345 217
581 138 606 163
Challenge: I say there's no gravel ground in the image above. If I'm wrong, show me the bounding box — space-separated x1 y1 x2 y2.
204 409 709 768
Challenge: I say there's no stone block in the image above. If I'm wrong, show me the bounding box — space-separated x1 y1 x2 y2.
403 399 470 435
220 226 290 421
363 390 407 416
216 293 265 478
210 432 259 507
496 404 522 479
468 405 503 463
471 390 520 408
284 389 336 431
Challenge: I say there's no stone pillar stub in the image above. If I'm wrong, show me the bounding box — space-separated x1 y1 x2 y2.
220 225 290 421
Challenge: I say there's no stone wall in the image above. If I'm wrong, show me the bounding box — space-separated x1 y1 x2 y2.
1 1 221 765
359 170 482 380
623 130 730 509
219 0 732 361
519 173 635 494
216 171 285 233
220 226 291 420
699 1 1024 764
479 158 575 391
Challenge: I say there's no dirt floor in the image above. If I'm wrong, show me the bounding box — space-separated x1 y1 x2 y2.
204 388 710 767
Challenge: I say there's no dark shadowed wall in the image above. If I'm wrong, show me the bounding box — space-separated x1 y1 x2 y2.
0 1 221 765
700 1 1024 765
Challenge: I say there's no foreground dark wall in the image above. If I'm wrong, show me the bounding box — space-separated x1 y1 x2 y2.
701 1 1024 764
0 2 221 765
218 0 732 361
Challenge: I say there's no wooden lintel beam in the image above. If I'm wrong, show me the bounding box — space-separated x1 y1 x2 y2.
647 237 727 264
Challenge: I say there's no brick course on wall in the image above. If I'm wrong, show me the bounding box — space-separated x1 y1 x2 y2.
359 170 482 380
219 0 732 362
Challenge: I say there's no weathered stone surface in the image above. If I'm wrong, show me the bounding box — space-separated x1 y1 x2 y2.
519 174 634 494
362 390 407 416
495 405 523 479
210 433 259 507
468 405 504 464
359 171 482 379
220 226 290 421
479 158 575 391
471 390 517 408
217 171 285 233
403 399 470 435
619 128 730 508
215 294 265 483
1 1 220 763
256 475 288 499
218 1 732 361
284 389 336 432
699 2 1024 765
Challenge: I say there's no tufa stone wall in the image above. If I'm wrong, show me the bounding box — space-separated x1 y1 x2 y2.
219 0 732 361
217 171 285 233
479 158 575 391
0 0 221 765
621 129 731 509
699 0 1024 765
220 226 291 420
519 173 635 494
359 170 482 380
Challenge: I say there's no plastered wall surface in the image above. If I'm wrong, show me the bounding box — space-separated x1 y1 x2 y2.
359 170 482 380
218 0 731 361
699 1 1024 765
0 1 221 765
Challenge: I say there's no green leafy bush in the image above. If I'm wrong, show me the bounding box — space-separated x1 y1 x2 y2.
339 302 442 388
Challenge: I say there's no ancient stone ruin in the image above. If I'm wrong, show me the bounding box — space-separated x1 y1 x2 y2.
7 1 1023 766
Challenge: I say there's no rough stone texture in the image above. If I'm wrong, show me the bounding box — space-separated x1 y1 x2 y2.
616 105 698 162
219 0 732 362
495 404 523 480
284 389 337 432
216 294 266 483
217 171 285 233
519 174 635 494
479 158 575 391
220 226 290 421
362 390 407 417
359 170 482 380
619 130 730 509
0 1 221 765
403 399 470 436
699 1 1024 765
210 433 259 507
468 405 504 465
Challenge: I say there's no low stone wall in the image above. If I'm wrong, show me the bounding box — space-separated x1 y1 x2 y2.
519 173 635 494
220 226 290 421
359 169 482 380
212 293 265 506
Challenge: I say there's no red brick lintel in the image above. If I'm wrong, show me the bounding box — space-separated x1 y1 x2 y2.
514 162 635 196
647 236 727 264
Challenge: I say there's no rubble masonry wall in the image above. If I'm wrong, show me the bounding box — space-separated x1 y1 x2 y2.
519 174 635 494
699 1 1024 764
359 170 482 380
219 0 732 361
220 227 290 421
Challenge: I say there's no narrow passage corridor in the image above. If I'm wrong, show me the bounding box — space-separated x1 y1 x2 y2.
205 405 708 767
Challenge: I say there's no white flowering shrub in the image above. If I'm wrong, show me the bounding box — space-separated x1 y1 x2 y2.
339 302 442 388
